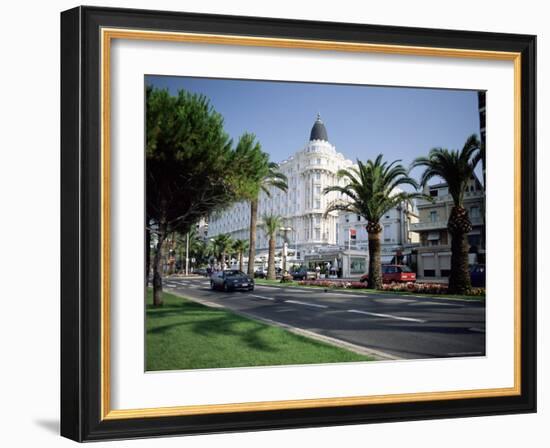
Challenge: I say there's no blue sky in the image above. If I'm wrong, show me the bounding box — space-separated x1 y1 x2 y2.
146 75 481 172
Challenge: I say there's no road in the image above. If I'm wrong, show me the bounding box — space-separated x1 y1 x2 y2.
162 276 486 360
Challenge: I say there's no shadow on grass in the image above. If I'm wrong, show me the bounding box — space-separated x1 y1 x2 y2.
147 300 281 353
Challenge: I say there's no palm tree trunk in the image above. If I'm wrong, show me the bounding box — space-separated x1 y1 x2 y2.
239 252 243 272
267 237 276 280
367 222 383 289
448 206 472 294
247 197 258 276
152 218 166 307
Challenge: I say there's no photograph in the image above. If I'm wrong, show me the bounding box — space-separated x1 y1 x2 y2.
144 76 487 371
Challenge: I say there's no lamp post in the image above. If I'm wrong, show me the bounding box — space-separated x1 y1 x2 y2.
185 232 189 276
279 226 292 274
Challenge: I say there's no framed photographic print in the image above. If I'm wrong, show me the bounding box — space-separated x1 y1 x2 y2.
60 6 537 442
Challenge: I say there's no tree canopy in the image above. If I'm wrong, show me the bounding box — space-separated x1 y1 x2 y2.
323 155 424 228
411 134 481 206
146 86 246 236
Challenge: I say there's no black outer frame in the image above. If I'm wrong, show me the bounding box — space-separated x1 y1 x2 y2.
60 6 537 442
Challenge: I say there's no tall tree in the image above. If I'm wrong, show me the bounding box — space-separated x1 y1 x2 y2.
146 86 246 306
210 234 233 269
232 239 249 272
262 214 283 280
324 156 424 289
411 134 481 294
231 134 288 277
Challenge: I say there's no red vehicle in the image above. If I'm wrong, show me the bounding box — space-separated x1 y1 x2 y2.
360 265 416 284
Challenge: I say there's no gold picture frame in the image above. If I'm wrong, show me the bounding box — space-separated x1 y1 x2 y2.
61 6 536 441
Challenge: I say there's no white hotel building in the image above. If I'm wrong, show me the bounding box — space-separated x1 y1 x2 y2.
207 115 418 274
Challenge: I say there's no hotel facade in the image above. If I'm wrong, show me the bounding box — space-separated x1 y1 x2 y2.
207 115 419 274
410 177 485 281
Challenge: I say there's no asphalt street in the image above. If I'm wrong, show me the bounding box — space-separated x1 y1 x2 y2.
162 276 486 360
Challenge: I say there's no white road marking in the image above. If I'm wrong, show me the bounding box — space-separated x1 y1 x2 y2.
469 327 486 333
323 292 369 298
249 294 274 301
347 309 426 323
286 300 328 309
375 298 416 304
408 301 459 307
446 351 484 356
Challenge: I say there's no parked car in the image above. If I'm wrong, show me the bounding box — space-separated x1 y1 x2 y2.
360 264 416 284
254 267 283 279
470 264 486 287
210 270 255 292
193 268 208 276
291 267 316 280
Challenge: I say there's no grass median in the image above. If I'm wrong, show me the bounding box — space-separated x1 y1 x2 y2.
146 289 373 371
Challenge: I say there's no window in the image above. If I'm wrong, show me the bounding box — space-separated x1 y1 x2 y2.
468 234 481 247
315 215 321 224
424 269 436 277
383 224 391 241
350 257 366 274
315 229 320 240
430 189 438 197
357 215 361 222
315 185 321 194
316 158 321 165
315 199 321 209
315 172 321 180
470 206 480 219
430 211 438 223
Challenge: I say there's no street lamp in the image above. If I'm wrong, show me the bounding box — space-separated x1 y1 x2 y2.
279 226 293 274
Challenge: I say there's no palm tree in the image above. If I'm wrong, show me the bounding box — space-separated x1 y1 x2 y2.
411 134 481 294
210 233 233 270
232 239 249 272
232 134 288 277
262 214 283 280
324 155 425 289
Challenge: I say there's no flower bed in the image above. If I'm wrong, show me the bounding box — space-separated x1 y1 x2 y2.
298 280 368 289
297 279 485 296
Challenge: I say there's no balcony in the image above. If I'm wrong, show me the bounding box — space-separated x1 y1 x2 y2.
410 220 448 232
410 216 483 232
417 190 484 206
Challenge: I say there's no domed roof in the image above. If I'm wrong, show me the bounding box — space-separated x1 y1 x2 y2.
309 113 329 142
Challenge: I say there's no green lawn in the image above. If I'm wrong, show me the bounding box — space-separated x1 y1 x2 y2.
254 278 485 301
146 289 373 371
